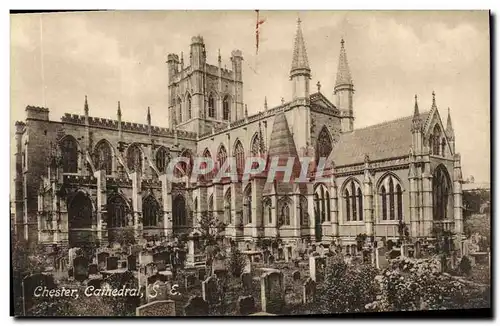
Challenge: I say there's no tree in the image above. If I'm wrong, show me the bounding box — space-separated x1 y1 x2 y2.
226 247 246 277
196 211 226 248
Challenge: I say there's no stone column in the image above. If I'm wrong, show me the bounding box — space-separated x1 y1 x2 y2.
363 166 374 238
306 183 315 240
231 182 243 240
292 185 301 239
453 154 464 236
251 178 264 239
160 174 173 239
94 170 107 243
408 158 419 238
421 156 433 237
131 172 143 239
330 176 339 239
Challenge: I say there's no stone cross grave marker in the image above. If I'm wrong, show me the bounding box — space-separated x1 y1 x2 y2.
136 300 176 316
260 271 284 314
183 296 209 316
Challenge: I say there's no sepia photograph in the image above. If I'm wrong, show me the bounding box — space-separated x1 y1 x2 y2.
9 10 491 317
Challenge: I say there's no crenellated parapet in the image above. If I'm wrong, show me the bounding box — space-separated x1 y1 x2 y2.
106 176 132 188
63 174 97 186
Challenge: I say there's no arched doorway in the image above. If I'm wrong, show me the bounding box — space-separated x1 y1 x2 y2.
68 192 94 248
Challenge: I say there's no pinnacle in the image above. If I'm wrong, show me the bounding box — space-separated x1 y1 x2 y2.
335 38 353 87
290 18 310 75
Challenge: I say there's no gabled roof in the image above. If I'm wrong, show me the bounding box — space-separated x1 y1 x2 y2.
329 111 430 166
309 92 338 113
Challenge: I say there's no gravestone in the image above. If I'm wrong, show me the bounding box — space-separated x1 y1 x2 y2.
127 255 137 271
73 256 89 282
157 262 167 272
139 252 154 265
387 240 394 250
387 249 401 260
375 247 389 270
120 261 127 269
106 256 119 270
145 262 158 276
400 244 410 257
260 271 284 314
136 300 176 316
130 244 142 256
263 249 270 264
241 272 253 291
202 275 219 304
198 268 206 281
237 295 256 316
87 278 102 290
88 264 98 275
302 277 316 304
184 273 197 289
292 270 300 281
97 252 110 269
184 296 209 316
146 280 170 302
414 241 422 258
68 268 74 279
22 273 56 315
309 256 325 282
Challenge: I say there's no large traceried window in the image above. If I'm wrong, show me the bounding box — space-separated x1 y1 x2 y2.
299 195 308 227
343 179 363 222
315 184 331 223
430 124 443 156
143 195 159 227
433 165 452 221
176 97 182 123
217 145 228 171
278 197 291 226
234 140 245 175
107 195 128 228
126 144 143 173
316 126 333 165
94 140 113 175
263 197 272 224
156 146 168 173
378 174 403 221
208 94 215 118
251 133 260 156
223 95 230 120
172 195 187 228
60 136 78 173
224 189 232 225
174 150 193 179
243 184 252 224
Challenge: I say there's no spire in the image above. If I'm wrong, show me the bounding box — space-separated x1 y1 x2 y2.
411 94 422 133
147 106 151 125
431 90 437 109
117 101 122 118
446 107 454 138
335 38 353 88
290 17 310 76
413 94 420 117
84 95 89 115
264 96 268 111
218 48 221 64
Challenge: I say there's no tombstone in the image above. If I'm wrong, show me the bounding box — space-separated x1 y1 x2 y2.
22 273 56 315
157 262 167 272
387 240 394 251
268 254 275 264
260 271 284 314
145 262 158 276
73 256 89 282
263 249 270 264
97 252 110 269
68 268 74 279
136 300 176 316
284 247 290 262
202 275 219 304
212 259 227 278
106 256 119 270
88 264 98 275
198 268 206 281
387 249 401 260
309 256 324 282
87 278 102 290
375 247 389 270
241 272 253 291
292 270 300 281
238 295 256 316
184 273 197 289
414 241 422 259
120 261 127 269
68 247 81 265
184 296 209 316
400 244 410 258
127 255 137 271
139 252 154 265
302 277 316 304
243 257 253 274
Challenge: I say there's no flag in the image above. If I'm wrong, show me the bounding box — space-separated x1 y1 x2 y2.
255 10 266 55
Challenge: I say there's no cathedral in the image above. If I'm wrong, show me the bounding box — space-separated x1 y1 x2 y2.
13 18 464 251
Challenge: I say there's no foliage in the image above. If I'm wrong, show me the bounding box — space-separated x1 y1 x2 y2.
315 255 378 314
458 256 472 277
397 221 410 243
366 257 490 312
355 233 367 252
226 247 246 278
196 212 226 247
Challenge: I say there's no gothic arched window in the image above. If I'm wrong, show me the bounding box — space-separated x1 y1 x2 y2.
441 138 446 157
68 192 93 229
202 148 213 180
172 195 186 229
278 198 291 226
343 179 363 222
234 140 245 175
243 184 252 224
174 150 193 178
315 184 331 223
316 126 333 164
224 188 232 225
432 124 441 155
223 96 230 120
156 147 168 173
107 195 128 228
177 97 182 123
60 136 78 173
378 174 404 221
300 195 308 226
94 140 112 175
186 94 192 120
127 144 143 173
433 165 451 221
263 198 272 224
208 94 215 118
251 133 260 155
143 195 159 227
217 145 227 170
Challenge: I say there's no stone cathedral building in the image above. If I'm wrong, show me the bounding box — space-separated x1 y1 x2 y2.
13 19 464 250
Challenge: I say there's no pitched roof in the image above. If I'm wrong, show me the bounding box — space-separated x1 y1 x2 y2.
263 111 304 195
335 39 353 87
329 111 430 166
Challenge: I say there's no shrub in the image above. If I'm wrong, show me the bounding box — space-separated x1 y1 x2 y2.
226 248 246 277
458 256 472 276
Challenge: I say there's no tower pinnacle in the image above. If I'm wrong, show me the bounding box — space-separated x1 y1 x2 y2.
446 107 454 138
147 106 151 125
84 95 89 115
413 94 419 117
432 91 437 109
335 38 353 88
290 17 310 77
117 101 122 118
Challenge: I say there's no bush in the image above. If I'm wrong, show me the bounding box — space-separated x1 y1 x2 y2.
458 256 472 276
226 248 246 277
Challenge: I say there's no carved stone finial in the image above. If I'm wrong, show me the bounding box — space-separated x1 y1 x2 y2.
316 81 321 92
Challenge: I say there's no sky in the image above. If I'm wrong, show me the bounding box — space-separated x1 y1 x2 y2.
10 10 490 189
